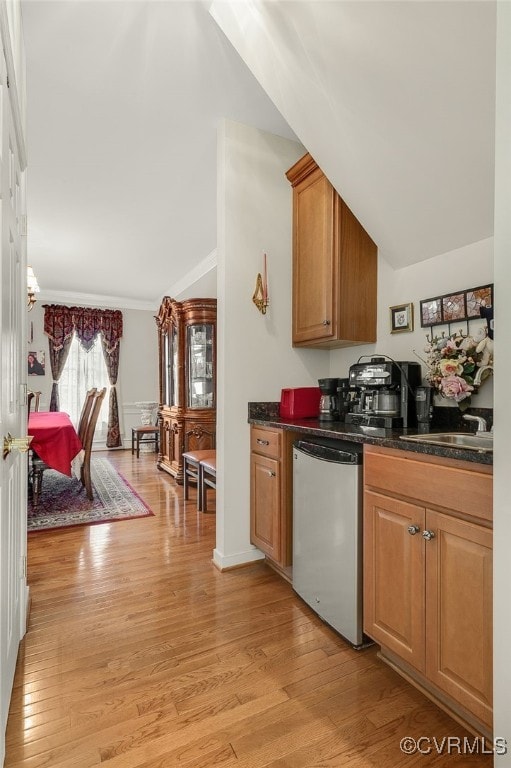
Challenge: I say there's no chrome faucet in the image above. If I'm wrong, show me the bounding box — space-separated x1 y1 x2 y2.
463 413 491 436
473 364 493 387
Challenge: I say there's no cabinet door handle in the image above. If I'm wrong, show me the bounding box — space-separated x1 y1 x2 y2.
407 524 420 535
422 530 435 541
267 470 276 477
257 439 270 446
322 319 331 326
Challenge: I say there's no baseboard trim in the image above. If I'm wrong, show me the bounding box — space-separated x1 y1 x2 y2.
212 547 265 571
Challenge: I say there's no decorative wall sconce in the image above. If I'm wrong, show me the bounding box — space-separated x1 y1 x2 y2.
252 252 269 314
27 266 40 311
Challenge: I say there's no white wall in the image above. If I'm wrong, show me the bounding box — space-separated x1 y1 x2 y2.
330 238 494 410
215 121 496 571
120 308 159 441
174 266 217 300
215 120 329 568
26 301 158 445
26 303 51 409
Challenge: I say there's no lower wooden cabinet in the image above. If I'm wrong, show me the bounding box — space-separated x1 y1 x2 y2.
364 445 493 737
364 491 426 672
250 426 297 572
425 508 492 727
159 411 216 483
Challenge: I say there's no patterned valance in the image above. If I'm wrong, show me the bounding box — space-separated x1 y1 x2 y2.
43 305 123 352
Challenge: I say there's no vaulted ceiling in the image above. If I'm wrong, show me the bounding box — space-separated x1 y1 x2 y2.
22 1 496 308
22 0 296 307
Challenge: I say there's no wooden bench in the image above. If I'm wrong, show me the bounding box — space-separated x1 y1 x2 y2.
200 456 216 513
182 449 215 510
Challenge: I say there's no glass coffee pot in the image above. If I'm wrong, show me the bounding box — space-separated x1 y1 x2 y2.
318 378 339 421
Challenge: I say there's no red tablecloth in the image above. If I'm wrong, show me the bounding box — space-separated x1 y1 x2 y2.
28 412 83 476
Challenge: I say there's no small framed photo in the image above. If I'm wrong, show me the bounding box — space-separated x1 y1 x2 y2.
28 351 45 376
390 302 414 334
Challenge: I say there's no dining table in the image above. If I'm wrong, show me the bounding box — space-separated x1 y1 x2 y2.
28 412 83 476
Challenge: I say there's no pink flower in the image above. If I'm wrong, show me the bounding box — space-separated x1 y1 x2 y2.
439 375 474 402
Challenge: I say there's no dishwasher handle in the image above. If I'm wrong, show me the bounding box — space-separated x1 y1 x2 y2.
294 439 361 465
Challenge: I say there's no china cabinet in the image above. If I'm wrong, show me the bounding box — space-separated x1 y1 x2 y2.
156 297 216 482
286 152 378 348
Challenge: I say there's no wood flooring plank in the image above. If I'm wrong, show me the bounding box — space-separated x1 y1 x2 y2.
5 450 492 768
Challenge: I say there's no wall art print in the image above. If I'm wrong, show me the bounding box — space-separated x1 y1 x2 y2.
420 284 493 328
390 302 414 333
28 351 45 376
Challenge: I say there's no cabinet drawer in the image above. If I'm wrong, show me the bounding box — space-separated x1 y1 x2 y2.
364 446 492 523
251 427 281 459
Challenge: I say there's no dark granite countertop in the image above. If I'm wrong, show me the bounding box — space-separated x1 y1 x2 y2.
248 403 493 467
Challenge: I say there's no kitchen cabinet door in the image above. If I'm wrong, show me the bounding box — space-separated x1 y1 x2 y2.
364 490 426 672
425 509 493 728
292 166 337 345
286 152 377 348
249 426 296 572
250 453 281 563
363 445 493 738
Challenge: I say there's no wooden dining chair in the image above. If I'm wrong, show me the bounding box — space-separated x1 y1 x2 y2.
131 421 159 458
30 451 48 508
30 387 106 506
77 387 97 443
80 387 107 500
27 390 42 412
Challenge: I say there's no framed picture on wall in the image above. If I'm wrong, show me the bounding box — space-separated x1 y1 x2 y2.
420 298 442 327
28 351 45 376
390 302 414 333
441 292 466 323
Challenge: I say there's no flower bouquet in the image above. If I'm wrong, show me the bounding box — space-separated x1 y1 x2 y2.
420 329 493 407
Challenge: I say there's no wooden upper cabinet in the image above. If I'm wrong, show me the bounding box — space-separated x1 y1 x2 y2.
286 153 377 348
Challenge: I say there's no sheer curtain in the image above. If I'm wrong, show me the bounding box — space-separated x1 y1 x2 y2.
44 304 123 445
59 333 110 440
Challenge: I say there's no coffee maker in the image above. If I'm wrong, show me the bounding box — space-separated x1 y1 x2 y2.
346 358 422 429
318 378 340 421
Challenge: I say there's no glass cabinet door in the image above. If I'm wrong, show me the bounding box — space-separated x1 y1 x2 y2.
187 323 214 408
168 324 179 407
163 330 170 405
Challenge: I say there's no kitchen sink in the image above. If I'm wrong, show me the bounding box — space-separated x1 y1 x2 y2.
400 432 493 452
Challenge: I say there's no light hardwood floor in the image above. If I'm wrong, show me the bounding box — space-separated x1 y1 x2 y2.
5 450 492 767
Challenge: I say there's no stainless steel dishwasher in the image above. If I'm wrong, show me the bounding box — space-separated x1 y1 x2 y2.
292 438 364 647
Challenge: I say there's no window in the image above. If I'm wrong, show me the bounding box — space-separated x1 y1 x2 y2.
59 333 110 440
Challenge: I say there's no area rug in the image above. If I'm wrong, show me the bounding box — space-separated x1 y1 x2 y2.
28 457 154 532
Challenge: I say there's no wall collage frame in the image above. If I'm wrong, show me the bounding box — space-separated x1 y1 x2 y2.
419 284 493 329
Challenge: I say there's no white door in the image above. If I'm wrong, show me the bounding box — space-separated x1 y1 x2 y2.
0 6 28 765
